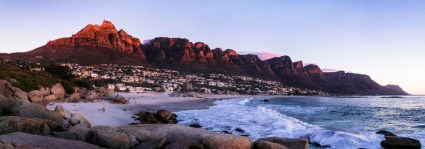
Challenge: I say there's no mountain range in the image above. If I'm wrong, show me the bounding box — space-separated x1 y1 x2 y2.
1 20 408 95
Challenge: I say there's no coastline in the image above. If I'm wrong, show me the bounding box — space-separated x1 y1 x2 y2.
48 92 269 127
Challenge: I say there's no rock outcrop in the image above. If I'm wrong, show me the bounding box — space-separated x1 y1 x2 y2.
135 110 178 124
0 80 29 105
28 83 66 102
86 126 131 149
377 130 421 149
119 124 252 149
0 132 104 149
381 136 421 149
0 116 64 135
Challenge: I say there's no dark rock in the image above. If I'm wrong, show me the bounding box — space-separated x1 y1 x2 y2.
137 112 158 124
156 110 173 121
381 136 421 149
190 123 202 128
0 132 103 149
0 116 64 135
136 110 177 124
235 128 245 133
257 137 308 149
109 95 129 104
376 130 397 137
86 126 131 149
311 142 331 148
221 130 232 134
263 99 270 102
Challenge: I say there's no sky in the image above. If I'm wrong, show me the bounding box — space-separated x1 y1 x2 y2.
0 0 424 95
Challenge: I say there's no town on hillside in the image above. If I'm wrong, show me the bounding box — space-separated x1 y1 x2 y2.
57 63 328 96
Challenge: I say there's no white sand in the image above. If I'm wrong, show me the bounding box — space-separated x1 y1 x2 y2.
48 92 243 127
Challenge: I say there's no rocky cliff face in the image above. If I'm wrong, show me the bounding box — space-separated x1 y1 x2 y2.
384 85 409 95
2 20 408 95
22 20 145 64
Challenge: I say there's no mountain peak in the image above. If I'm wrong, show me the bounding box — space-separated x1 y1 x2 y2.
101 20 116 29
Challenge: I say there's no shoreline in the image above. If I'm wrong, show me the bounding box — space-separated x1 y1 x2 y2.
48 92 271 127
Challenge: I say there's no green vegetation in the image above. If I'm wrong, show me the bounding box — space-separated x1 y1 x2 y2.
0 62 76 93
0 60 120 94
0 63 57 92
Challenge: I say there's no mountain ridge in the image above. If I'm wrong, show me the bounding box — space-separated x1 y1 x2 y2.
1 20 409 95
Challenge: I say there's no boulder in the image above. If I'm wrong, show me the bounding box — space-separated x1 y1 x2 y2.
256 137 308 149
253 140 289 149
136 110 177 124
0 132 104 149
120 124 252 149
86 126 131 149
51 131 80 140
50 83 65 100
185 92 198 97
104 88 115 97
44 94 57 101
85 90 99 101
28 87 55 103
39 87 51 96
67 92 81 102
163 139 204 149
68 127 89 141
0 80 29 102
96 87 107 96
55 105 72 119
119 126 160 147
28 90 44 103
109 95 129 104
381 136 421 149
136 112 158 124
0 116 64 135
376 130 397 137
155 109 177 123
69 113 91 128
190 123 202 128
135 138 166 149
16 103 65 124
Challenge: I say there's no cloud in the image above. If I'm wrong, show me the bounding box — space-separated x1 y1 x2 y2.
239 51 281 60
322 68 339 72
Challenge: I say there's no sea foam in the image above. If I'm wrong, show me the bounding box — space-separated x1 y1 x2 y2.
176 97 384 149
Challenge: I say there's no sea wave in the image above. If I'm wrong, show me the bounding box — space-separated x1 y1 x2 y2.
176 97 383 149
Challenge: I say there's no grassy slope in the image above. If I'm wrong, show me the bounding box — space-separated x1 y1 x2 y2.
0 63 69 92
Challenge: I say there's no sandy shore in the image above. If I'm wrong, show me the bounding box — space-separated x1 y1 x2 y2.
47 92 248 127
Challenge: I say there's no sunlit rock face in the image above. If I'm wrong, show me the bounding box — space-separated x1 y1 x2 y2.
45 20 145 58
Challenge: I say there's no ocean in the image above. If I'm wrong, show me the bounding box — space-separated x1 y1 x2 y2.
176 96 425 149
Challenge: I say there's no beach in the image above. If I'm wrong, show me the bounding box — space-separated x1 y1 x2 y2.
47 92 249 127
